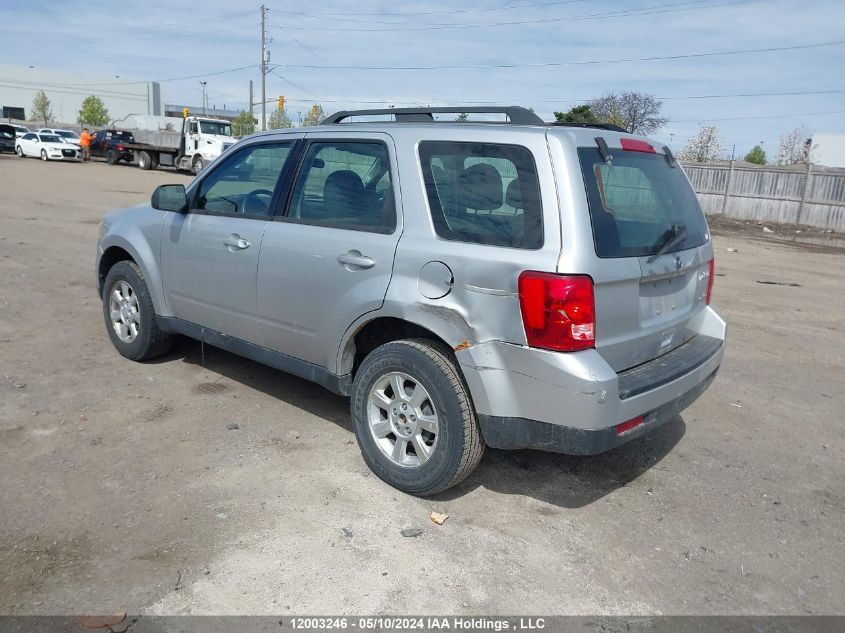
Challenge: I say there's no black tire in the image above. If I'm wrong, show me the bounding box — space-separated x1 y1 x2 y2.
102 261 171 361
138 151 153 170
150 153 160 170
16 145 24 158
41 149 48 161
192 156 204 175
106 149 117 165
351 338 484 496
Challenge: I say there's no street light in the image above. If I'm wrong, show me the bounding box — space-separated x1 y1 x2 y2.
199 81 207 115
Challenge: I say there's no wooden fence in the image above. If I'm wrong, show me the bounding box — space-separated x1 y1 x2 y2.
682 162 845 231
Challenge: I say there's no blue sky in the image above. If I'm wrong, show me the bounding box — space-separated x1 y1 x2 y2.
2 0 844 156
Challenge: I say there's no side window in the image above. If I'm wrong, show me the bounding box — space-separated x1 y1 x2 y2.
23 133 35 141
193 143 292 218
287 141 395 232
418 141 543 249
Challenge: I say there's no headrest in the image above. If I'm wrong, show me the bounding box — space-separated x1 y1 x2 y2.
458 163 503 210
324 170 364 206
505 179 523 208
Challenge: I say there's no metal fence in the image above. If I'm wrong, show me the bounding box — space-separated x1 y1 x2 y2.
682 162 845 231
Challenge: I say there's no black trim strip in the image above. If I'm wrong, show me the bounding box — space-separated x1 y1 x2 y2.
157 317 351 396
617 335 723 400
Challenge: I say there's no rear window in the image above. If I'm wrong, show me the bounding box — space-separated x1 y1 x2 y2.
419 141 543 249
115 132 135 142
578 147 708 258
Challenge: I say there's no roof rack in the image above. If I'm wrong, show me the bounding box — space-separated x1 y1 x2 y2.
320 106 545 125
551 122 628 133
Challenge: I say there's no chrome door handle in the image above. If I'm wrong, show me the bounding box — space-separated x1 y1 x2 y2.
223 234 250 250
337 250 375 270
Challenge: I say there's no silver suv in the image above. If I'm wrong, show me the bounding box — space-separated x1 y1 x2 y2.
96 106 725 495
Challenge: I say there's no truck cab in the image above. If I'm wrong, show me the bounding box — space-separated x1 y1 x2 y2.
175 115 236 174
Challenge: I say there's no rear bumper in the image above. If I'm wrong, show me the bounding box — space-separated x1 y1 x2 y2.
478 366 718 454
456 306 726 453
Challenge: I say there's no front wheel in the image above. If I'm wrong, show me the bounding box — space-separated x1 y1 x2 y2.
351 339 485 496
41 149 47 161
102 261 171 361
192 156 204 175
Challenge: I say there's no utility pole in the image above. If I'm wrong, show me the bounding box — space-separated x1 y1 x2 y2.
249 80 253 122
260 5 267 131
199 81 207 115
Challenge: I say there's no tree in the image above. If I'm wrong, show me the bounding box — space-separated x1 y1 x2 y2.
302 104 325 126
776 125 814 165
268 107 293 129
554 104 600 124
744 145 767 165
31 90 53 126
77 95 109 127
589 91 667 135
455 112 469 122
231 110 256 137
677 125 725 163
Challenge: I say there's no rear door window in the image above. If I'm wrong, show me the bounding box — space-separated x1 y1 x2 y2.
418 141 543 249
578 147 709 258
286 141 395 232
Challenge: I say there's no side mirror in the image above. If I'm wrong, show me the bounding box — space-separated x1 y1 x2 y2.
151 184 188 212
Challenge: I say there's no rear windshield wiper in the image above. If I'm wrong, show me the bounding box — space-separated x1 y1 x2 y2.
647 224 688 263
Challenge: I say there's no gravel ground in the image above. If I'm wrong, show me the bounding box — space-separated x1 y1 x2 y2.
0 155 843 615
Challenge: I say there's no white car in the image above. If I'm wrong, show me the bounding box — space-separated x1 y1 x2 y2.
16 132 81 161
37 128 82 145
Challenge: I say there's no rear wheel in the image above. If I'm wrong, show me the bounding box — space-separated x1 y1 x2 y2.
16 145 24 158
138 151 153 170
350 339 484 496
106 149 117 165
102 261 171 361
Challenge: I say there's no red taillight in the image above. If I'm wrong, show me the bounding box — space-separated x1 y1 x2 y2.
615 415 645 435
518 272 595 352
705 258 715 305
117 143 123 151
620 138 656 153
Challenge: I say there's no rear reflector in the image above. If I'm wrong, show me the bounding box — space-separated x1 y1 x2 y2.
615 416 645 435
518 272 595 352
706 258 715 305
620 138 656 153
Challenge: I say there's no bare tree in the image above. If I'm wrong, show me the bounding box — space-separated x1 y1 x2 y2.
677 126 725 163
589 91 667 135
776 125 815 165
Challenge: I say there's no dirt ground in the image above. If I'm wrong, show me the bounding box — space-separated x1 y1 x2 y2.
1 155 843 616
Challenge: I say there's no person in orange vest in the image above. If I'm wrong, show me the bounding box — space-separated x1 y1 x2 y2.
79 128 93 161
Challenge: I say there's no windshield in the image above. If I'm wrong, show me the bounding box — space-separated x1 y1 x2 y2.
578 147 709 258
39 134 61 143
56 130 77 139
199 121 232 136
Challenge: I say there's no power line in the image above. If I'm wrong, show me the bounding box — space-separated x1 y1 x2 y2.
668 109 845 123
268 68 322 101
274 0 589 18
281 39 845 70
278 0 751 31
85 10 252 41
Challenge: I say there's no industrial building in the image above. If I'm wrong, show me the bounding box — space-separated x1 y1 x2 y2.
0 63 161 127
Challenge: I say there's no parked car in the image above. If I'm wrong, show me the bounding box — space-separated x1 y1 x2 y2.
37 128 82 145
16 132 80 161
96 106 726 495
90 129 135 164
0 124 16 153
10 124 30 138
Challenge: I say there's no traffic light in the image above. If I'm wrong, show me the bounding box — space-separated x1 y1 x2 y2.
183 107 189 118
277 96 285 111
